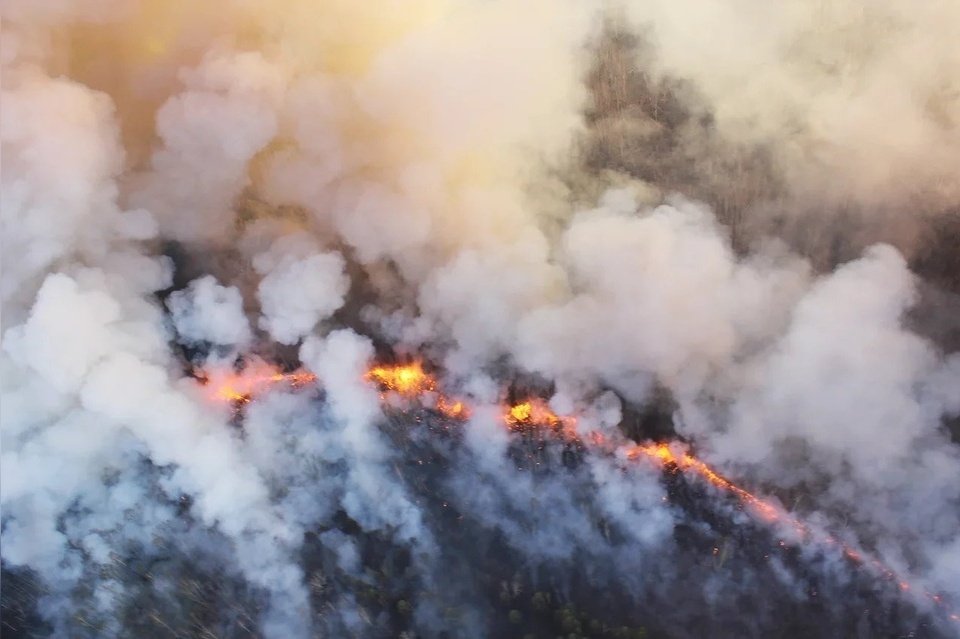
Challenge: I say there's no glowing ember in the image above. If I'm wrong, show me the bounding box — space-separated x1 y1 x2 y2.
436 397 469 419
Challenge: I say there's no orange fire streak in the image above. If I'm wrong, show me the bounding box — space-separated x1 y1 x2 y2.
620 441 956 621
198 359 957 624
197 362 315 404
625 442 783 523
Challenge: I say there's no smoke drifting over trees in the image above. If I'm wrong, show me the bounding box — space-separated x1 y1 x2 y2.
2 1 959 637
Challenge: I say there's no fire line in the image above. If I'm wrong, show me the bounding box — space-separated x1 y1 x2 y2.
198 360 959 626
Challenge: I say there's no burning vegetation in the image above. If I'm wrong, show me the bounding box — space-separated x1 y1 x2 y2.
196 358 960 632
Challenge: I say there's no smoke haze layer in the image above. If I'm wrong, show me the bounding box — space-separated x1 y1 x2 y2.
2 1 959 637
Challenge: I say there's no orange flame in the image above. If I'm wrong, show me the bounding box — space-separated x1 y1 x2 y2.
625 442 783 523
365 362 474 420
620 442 960 619
436 396 469 419
503 398 577 437
199 362 315 405
366 362 436 396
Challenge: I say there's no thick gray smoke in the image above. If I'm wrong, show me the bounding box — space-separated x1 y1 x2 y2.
2 1 959 637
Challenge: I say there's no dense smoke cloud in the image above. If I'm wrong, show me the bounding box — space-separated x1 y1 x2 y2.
168 275 252 347
2 0 959 637
622 0 960 209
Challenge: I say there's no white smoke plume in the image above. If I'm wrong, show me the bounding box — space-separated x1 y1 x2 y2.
2 1 959 637
168 275 252 347
622 0 960 210
255 235 349 345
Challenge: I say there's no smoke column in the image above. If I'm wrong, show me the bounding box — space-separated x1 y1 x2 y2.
2 1 959 637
